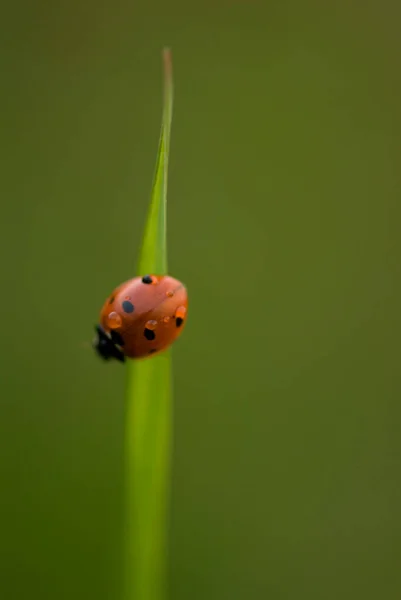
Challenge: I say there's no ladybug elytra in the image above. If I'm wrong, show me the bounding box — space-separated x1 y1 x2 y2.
93 274 188 362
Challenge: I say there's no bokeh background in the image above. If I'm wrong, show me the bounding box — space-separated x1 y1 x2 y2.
1 1 401 599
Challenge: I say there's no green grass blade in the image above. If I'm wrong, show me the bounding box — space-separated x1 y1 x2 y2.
124 48 174 600
137 48 173 276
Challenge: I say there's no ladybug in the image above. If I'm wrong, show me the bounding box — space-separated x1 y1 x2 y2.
93 274 188 362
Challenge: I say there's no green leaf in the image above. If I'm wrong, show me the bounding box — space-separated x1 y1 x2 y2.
124 48 174 600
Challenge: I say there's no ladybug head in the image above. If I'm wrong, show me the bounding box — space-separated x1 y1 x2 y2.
93 324 125 363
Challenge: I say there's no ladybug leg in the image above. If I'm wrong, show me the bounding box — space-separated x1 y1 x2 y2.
93 324 125 363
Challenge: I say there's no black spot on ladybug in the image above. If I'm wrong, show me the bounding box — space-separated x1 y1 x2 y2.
176 317 184 327
122 300 134 313
144 328 156 341
111 330 125 347
149 349 157 354
109 296 115 304
142 275 153 284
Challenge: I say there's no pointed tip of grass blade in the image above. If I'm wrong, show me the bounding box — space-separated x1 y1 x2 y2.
162 47 172 80
136 47 174 276
162 47 173 146
162 47 173 102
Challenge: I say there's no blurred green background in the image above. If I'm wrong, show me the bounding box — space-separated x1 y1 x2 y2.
1 1 401 599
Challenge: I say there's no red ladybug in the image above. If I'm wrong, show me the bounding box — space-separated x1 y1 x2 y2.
93 274 188 362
